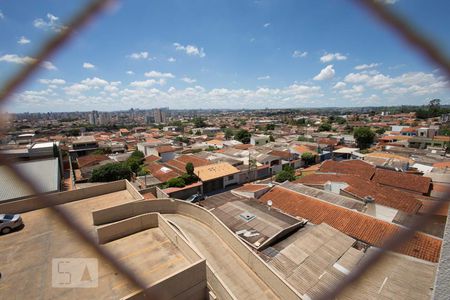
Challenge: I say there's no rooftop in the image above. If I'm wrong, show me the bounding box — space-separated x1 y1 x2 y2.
372 168 431 194
194 162 239 182
319 159 376 180
0 183 195 298
259 186 442 262
0 158 60 202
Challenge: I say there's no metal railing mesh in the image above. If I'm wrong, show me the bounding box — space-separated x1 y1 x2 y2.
0 0 449 298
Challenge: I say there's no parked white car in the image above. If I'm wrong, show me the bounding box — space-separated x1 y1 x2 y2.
0 214 23 234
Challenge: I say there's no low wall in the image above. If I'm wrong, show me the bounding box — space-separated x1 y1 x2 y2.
259 222 305 250
123 260 207 300
156 187 170 199
0 180 128 214
97 213 159 244
92 199 302 300
125 180 145 200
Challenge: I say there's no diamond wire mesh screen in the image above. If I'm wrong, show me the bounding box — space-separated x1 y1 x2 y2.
0 0 449 299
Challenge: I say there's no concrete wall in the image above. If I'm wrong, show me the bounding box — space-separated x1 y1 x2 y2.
97 213 159 244
125 180 145 200
0 180 130 214
223 173 239 187
156 187 170 199
123 260 207 300
164 184 202 200
92 199 302 300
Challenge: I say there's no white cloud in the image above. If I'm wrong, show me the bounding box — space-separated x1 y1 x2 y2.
64 84 89 95
0 54 35 65
354 63 379 70
181 77 197 84
81 77 108 87
39 78 66 85
0 54 56 70
18 36 31 45
128 51 149 60
0 10 4 20
377 0 399 4
83 62 95 69
340 85 365 98
130 79 166 88
144 71 175 78
263 22 271 28
333 82 346 89
173 43 205 57
168 57 176 62
313 65 335 80
257 75 270 80
292 50 307 58
126 70 134 75
320 52 347 63
33 13 65 32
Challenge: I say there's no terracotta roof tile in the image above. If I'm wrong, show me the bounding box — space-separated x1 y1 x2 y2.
76 154 109 169
176 154 210 167
296 173 422 214
319 159 376 180
372 168 431 194
194 162 239 182
156 145 177 153
146 162 182 183
144 155 160 163
259 186 441 262
234 184 268 192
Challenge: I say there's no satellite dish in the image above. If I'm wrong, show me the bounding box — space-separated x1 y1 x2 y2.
267 200 273 207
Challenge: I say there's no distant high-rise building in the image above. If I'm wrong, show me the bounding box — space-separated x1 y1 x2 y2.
88 110 98 125
153 108 168 124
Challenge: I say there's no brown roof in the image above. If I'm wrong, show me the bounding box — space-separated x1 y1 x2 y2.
372 168 431 194
146 162 182 183
144 155 160 163
194 162 239 182
76 154 109 169
296 173 422 214
268 150 294 160
176 154 210 167
164 159 187 172
156 145 177 154
234 184 268 193
259 186 441 262
319 159 376 180
233 144 253 150
432 161 450 168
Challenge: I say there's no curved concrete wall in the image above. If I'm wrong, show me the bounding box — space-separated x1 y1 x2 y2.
92 199 302 300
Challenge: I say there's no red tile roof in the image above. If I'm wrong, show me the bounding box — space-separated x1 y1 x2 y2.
296 173 422 214
144 155 160 163
372 168 431 194
176 154 210 167
259 186 441 262
234 184 268 193
233 144 253 150
156 145 177 154
268 150 294 160
432 161 450 168
146 162 182 183
319 159 376 180
76 154 109 169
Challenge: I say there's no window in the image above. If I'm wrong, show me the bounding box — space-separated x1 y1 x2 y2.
228 175 234 180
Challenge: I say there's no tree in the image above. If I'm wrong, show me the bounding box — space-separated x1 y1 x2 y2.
265 124 275 131
90 163 132 182
130 150 144 160
269 135 275 142
375 128 386 135
224 128 233 140
126 157 141 173
301 152 315 166
186 162 194 175
275 165 296 183
193 117 207 128
166 177 186 188
318 123 332 132
235 129 251 144
354 127 375 149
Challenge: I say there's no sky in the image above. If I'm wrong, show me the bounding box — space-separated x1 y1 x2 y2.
0 0 449 113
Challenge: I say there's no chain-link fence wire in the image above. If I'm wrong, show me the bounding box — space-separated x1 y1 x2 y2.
0 0 449 299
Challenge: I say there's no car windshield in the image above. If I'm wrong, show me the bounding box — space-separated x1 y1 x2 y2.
3 214 15 220
186 195 196 201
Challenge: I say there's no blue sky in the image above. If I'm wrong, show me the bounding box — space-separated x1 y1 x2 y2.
0 0 449 112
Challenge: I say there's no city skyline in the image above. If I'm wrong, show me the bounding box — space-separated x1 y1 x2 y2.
1 0 449 113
